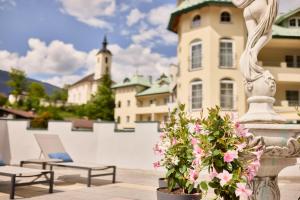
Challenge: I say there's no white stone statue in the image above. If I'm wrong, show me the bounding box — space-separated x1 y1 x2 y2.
232 0 285 123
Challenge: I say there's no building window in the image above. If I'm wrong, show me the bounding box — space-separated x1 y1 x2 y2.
192 15 201 28
285 55 300 68
126 116 130 123
220 12 231 23
147 116 151 121
289 17 300 28
164 97 169 105
220 39 234 68
191 80 202 110
190 41 202 70
127 100 130 107
286 91 299 106
117 116 121 124
117 101 121 108
105 57 108 63
220 79 234 110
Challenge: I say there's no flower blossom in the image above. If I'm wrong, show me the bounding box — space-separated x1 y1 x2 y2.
193 146 205 158
245 160 260 181
189 169 199 183
235 123 250 137
235 183 252 198
171 156 179 166
236 142 247 152
187 123 202 134
224 150 238 163
153 144 164 156
190 137 199 145
253 150 263 160
209 168 218 180
217 170 232 186
153 161 161 169
172 138 178 145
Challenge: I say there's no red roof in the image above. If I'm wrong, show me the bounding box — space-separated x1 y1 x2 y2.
0 107 36 119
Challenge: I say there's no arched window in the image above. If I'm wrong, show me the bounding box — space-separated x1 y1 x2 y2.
220 12 231 23
220 79 234 109
105 57 109 63
192 15 201 28
289 17 300 28
190 40 202 69
117 116 121 124
118 101 121 108
190 80 202 110
220 38 234 68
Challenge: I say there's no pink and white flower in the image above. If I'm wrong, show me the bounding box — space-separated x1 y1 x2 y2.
153 161 161 169
153 144 164 156
253 150 263 160
224 150 238 163
190 137 199 145
194 123 202 133
193 146 205 158
209 168 218 180
236 142 247 152
172 138 178 145
189 169 199 183
235 183 252 198
217 170 232 186
235 123 250 137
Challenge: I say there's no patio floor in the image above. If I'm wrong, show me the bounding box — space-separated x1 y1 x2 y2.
0 166 299 200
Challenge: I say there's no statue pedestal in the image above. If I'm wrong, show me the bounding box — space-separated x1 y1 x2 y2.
245 124 300 200
240 96 286 123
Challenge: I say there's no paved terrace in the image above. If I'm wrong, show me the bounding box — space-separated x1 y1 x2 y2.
0 166 299 200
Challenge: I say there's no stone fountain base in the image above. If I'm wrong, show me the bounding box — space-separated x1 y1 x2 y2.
245 124 300 200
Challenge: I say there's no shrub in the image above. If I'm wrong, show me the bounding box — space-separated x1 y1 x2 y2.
154 105 262 199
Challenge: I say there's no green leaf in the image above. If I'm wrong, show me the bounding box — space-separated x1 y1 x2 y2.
215 160 224 167
188 184 194 194
200 181 208 191
208 136 215 142
166 168 175 177
213 150 221 156
209 181 219 188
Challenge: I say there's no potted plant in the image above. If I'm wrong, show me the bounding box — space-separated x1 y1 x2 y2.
153 104 202 200
191 107 262 200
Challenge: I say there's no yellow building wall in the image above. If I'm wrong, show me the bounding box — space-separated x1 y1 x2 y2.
176 6 247 116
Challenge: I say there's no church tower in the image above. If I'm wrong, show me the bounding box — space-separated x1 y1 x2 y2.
94 35 112 80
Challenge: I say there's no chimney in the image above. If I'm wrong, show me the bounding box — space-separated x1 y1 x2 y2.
148 76 153 84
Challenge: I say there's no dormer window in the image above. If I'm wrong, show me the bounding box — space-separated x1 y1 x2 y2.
289 17 300 28
221 12 231 23
192 15 201 28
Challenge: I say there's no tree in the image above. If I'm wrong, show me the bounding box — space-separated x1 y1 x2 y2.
0 94 7 106
49 89 68 104
6 68 27 104
85 74 115 120
25 82 46 110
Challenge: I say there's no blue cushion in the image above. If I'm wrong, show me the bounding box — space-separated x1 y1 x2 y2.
48 153 73 162
0 160 5 166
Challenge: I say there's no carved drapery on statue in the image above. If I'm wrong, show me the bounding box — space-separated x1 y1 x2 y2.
232 0 285 123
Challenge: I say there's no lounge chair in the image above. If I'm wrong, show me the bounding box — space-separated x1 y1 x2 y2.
34 134 116 187
0 163 54 199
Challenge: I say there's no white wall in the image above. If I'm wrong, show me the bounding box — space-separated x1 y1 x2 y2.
0 120 160 170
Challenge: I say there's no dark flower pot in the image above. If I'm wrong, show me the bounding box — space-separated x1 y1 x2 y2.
158 178 168 188
157 187 201 200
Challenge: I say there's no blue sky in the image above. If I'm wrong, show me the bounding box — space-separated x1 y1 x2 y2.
0 0 299 87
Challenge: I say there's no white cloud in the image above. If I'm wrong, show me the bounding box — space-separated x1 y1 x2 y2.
131 4 177 46
120 3 130 12
0 38 176 87
279 0 300 12
0 0 16 10
109 44 177 81
126 8 145 26
58 0 115 29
